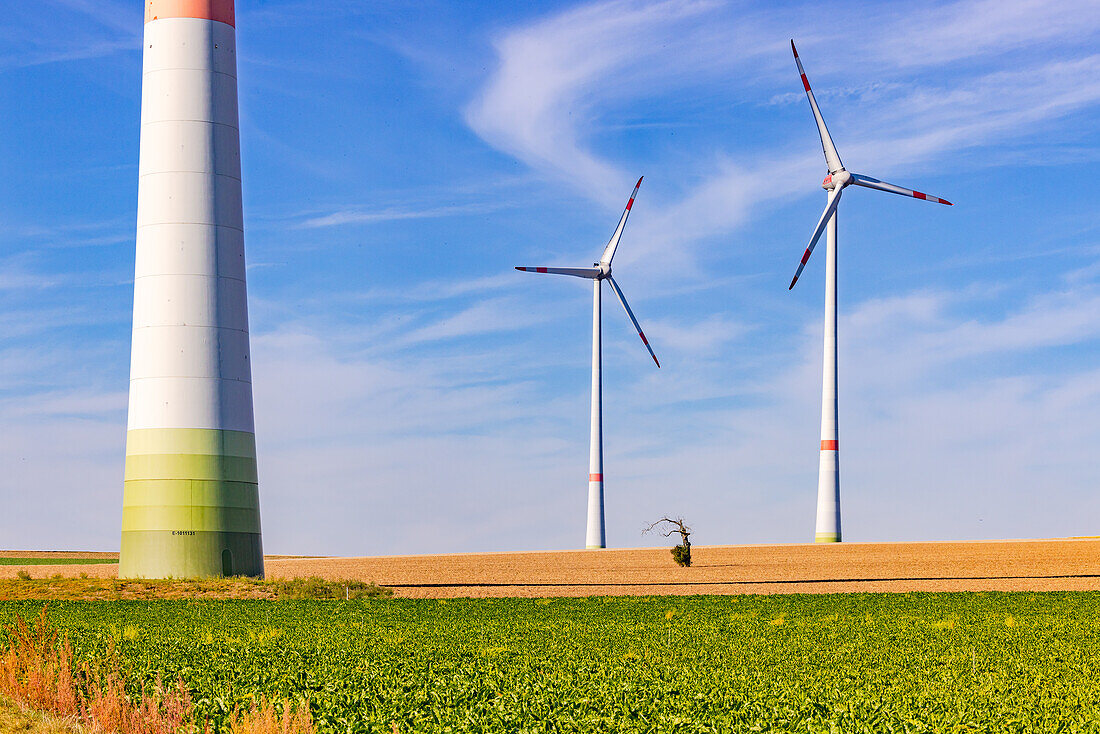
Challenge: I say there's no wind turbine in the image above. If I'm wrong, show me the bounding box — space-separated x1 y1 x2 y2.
786 41 952 543
517 177 660 549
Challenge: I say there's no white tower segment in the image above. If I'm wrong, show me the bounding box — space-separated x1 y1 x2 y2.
516 178 659 549
588 278 605 549
120 0 263 578
786 41 952 543
816 211 840 543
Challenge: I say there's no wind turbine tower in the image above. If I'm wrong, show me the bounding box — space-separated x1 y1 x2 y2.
786 41 952 543
120 0 263 578
517 178 660 549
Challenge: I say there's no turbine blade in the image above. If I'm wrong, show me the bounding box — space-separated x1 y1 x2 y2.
606 275 660 368
791 40 844 175
515 266 601 279
789 187 843 290
850 173 953 205
599 177 644 266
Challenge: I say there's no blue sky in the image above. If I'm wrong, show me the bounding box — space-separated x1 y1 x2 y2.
2 0 1100 555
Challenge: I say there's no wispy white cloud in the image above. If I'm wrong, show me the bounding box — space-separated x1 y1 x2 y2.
466 0 1100 271
466 0 731 205
642 314 746 357
399 296 556 345
347 273 520 303
242 269 1100 550
844 286 1100 382
866 0 1100 68
297 202 505 229
7 258 1100 552
48 0 139 36
1 0 138 70
845 55 1100 173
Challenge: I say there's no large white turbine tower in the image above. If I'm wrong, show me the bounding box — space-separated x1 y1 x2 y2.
787 41 952 543
517 178 660 549
120 0 262 578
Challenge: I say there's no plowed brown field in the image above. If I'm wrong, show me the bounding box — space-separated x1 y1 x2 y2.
3 538 1098 597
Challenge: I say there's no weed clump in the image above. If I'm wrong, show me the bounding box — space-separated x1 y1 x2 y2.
0 609 314 733
670 544 692 568
0 608 192 732
270 577 389 600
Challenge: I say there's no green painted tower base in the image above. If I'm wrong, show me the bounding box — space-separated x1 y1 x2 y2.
815 532 840 543
120 428 264 579
120 530 263 578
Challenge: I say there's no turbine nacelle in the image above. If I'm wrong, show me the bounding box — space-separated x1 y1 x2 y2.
822 170 851 191
595 262 611 278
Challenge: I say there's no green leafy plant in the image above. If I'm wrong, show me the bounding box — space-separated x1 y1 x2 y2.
0 593 1096 732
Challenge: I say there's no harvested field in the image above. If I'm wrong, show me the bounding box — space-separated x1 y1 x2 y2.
2 538 1097 597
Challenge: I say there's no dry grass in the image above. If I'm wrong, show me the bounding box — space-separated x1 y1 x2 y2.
0 611 314 734
226 700 314 734
0 577 389 602
0 609 191 733
0 694 78 733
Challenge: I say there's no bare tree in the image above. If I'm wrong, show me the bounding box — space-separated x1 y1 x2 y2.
644 517 692 567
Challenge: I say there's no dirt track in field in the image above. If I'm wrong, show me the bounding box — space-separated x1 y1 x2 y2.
3 539 1098 597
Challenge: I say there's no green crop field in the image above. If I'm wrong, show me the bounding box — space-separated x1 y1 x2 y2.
2 593 1098 732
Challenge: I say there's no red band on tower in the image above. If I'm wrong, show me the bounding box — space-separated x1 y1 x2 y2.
146 0 235 26
820 440 838 451
589 473 602 482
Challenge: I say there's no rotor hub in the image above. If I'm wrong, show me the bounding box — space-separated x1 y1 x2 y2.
821 169 851 190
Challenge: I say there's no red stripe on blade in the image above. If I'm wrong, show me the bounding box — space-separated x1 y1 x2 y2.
536 267 547 273
913 191 927 200
801 74 811 91
821 440 838 451
626 198 633 210
800 249 811 265
639 333 649 345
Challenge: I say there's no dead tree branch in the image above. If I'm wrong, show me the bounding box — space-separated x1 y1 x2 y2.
643 517 693 567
